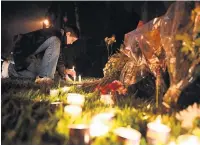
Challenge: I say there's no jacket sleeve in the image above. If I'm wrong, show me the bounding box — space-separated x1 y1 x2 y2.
57 52 66 79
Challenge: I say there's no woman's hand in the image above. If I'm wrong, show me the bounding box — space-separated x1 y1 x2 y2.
65 69 76 78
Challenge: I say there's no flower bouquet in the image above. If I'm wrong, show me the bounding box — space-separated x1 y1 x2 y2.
95 80 127 105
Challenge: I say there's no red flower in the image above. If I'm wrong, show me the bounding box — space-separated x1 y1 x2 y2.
96 80 127 95
108 81 121 92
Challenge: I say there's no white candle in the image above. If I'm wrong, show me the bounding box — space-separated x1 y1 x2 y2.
92 112 115 123
68 124 90 145
177 135 200 145
114 127 141 145
79 75 82 83
89 121 110 137
100 94 114 105
74 75 76 82
72 66 75 71
61 86 70 93
50 89 59 97
146 116 171 145
67 93 85 106
64 105 82 117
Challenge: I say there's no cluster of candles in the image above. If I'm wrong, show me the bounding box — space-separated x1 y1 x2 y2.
67 108 200 145
50 91 200 145
64 93 85 117
72 66 82 83
50 86 71 97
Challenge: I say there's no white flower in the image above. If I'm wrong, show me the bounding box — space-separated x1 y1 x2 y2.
176 103 200 129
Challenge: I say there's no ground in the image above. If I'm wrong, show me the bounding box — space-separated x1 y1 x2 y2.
1 77 200 145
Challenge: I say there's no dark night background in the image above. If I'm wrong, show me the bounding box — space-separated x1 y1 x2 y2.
1 1 172 56
1 1 174 77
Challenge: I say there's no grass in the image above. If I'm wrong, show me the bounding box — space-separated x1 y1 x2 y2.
1 77 199 145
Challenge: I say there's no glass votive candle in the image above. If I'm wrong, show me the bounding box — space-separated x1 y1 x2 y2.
100 94 114 105
146 117 171 145
61 86 70 93
177 134 200 145
68 124 90 145
92 112 115 124
89 121 110 137
50 89 59 97
67 93 85 106
64 105 82 117
114 127 141 145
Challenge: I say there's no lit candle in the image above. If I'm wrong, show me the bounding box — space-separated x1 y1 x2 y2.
89 121 110 137
67 93 85 106
68 124 90 145
100 94 114 105
177 134 200 145
146 116 171 145
64 105 82 117
50 89 59 97
61 86 70 93
74 75 76 82
114 127 141 145
79 75 82 83
72 66 76 82
92 112 115 123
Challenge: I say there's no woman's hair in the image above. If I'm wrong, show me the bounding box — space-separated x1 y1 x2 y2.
64 25 79 38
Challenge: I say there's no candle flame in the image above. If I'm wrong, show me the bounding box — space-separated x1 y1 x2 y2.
147 104 150 109
84 134 90 144
78 75 82 83
43 19 49 26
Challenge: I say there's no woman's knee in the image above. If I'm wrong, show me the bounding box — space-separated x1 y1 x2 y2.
50 36 61 45
50 36 61 55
